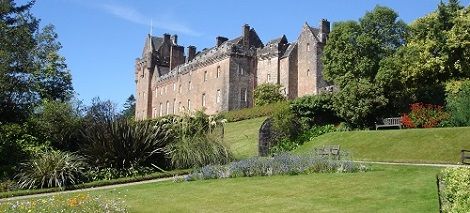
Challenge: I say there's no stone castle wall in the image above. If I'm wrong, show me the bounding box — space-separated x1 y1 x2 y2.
135 20 330 120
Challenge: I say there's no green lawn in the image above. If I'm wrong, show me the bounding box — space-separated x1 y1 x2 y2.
83 165 439 212
224 117 266 159
296 127 470 164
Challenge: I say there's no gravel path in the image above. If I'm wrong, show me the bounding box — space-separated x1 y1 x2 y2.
0 175 186 202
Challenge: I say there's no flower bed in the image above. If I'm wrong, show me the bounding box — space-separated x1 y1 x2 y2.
0 193 127 213
186 152 368 181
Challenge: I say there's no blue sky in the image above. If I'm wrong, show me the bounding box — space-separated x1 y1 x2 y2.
27 0 470 108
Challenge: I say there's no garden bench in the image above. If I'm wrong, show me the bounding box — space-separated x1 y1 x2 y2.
315 145 340 159
375 117 402 130
462 150 470 165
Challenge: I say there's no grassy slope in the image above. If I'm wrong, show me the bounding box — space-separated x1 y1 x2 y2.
296 127 470 164
88 165 439 213
224 117 266 159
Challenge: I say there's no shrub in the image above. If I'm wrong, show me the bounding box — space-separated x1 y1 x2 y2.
80 119 172 174
291 93 340 126
401 103 449 128
166 112 233 169
187 152 368 180
439 167 470 213
253 83 285 106
16 150 87 189
219 102 285 122
0 193 127 212
0 123 49 179
27 99 82 151
445 80 470 126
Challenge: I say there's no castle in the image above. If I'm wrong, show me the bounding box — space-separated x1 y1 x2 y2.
135 20 330 120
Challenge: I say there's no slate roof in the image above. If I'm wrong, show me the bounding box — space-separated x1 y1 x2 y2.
282 42 297 58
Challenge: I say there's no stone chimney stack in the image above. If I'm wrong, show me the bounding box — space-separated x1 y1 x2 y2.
163 33 171 43
242 24 250 47
216 36 228 47
319 19 330 43
187 46 196 62
171 34 178 45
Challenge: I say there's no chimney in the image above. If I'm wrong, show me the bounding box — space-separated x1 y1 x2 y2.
216 36 228 47
319 19 330 42
171 34 178 44
242 24 250 47
163 33 171 43
187 46 196 61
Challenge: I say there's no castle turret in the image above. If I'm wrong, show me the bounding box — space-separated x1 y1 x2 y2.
171 34 178 45
216 36 228 47
163 33 171 43
319 19 330 43
187 46 196 61
242 24 250 47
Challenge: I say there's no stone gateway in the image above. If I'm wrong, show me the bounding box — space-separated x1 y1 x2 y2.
135 20 330 120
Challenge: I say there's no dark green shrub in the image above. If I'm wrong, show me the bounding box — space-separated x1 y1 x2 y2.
80 119 172 173
445 80 470 126
16 150 86 189
27 100 82 151
0 123 48 179
291 93 340 126
219 102 285 122
267 102 304 154
253 83 286 106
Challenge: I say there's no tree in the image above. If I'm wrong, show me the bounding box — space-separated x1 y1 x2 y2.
322 6 406 127
121 95 136 119
253 83 285 106
376 1 468 111
0 1 73 123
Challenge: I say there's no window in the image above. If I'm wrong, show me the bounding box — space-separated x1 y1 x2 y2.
187 99 191 111
188 81 192 91
202 93 206 107
307 69 310 76
178 102 181 112
173 83 176 91
178 84 181 93
307 43 310 51
159 103 163 116
268 58 271 65
173 99 176 114
166 101 169 115
204 71 208 81
267 74 271 83
216 89 221 103
153 107 157 118
240 67 244 76
216 66 221 78
160 87 163 95
155 88 158 97
241 88 247 102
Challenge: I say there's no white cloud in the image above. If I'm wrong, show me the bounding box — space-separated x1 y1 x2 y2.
94 2 202 36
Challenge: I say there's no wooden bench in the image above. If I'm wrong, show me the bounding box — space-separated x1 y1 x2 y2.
375 117 402 130
315 145 340 159
462 150 470 165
